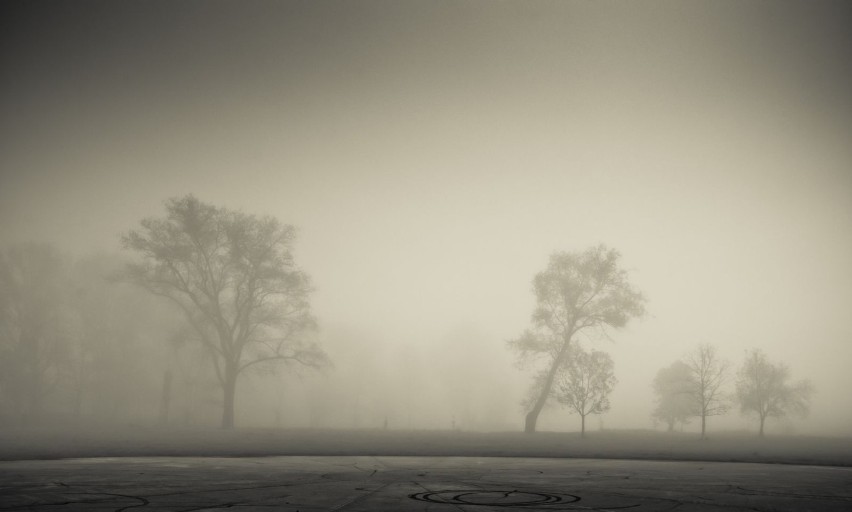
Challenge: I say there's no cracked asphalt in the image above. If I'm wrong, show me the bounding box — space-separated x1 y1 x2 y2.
0 456 850 511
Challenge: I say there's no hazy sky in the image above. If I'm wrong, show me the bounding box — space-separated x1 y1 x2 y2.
2 0 851 433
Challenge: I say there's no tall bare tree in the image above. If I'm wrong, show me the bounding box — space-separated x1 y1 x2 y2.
553 346 616 437
736 349 813 437
122 195 328 428
685 343 729 439
508 245 645 433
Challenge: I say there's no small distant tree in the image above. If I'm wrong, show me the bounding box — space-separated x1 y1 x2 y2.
685 343 729 439
736 349 813 437
122 195 329 429
553 346 616 437
651 360 697 432
508 245 645 433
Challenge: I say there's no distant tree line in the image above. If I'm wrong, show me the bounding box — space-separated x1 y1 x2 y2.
507 245 814 438
0 196 328 429
0 246 175 424
652 344 813 437
0 197 817 436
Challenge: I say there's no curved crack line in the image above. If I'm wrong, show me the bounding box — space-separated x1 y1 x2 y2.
449 480 641 512
3 491 148 512
410 481 466 512
175 502 247 511
109 492 150 512
410 489 582 509
602 490 737 511
0 480 323 511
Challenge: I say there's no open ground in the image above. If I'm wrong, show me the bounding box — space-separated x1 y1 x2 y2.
1 428 851 511
2 427 850 467
2 455 851 511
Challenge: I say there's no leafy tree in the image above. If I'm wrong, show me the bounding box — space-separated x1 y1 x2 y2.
0 244 69 423
508 245 645 433
553 346 616 437
736 349 813 437
651 360 697 431
122 195 328 428
685 343 729 439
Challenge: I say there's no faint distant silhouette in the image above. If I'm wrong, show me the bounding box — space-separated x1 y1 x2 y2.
736 349 813 437
685 343 730 439
651 360 698 432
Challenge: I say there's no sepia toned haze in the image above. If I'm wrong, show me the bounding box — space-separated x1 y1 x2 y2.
1 0 851 436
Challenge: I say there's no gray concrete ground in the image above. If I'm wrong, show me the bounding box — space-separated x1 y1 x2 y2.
0 456 850 511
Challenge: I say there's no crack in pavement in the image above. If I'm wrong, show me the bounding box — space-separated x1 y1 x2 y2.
0 481 310 511
4 457 850 511
328 481 395 511
731 485 852 501
1 490 150 512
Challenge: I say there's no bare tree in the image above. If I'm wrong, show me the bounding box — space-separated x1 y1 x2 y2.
736 349 813 437
122 195 329 429
685 343 729 439
553 346 616 437
651 360 697 432
508 245 645 433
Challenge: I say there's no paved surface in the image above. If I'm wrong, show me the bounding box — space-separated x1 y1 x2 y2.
0 456 850 511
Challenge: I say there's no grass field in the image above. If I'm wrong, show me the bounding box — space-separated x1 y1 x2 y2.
1 426 850 466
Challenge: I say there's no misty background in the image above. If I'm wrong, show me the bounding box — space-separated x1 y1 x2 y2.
1 1 851 436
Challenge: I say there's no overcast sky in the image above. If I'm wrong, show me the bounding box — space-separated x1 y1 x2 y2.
2 0 851 434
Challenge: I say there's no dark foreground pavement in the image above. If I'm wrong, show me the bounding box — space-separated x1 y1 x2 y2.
1 456 850 511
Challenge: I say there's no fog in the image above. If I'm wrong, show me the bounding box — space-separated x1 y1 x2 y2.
1 0 851 445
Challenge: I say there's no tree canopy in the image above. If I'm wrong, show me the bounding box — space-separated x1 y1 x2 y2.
508 244 645 433
736 349 813 437
554 346 616 437
685 343 729 439
651 360 698 431
122 195 328 428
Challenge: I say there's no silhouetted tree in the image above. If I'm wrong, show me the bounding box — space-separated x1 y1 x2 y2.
736 349 813 437
122 195 328 428
553 346 616 437
651 360 697 431
685 343 729 439
508 245 645 433
0 244 69 423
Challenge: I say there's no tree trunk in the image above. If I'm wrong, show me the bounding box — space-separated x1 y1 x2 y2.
581 414 586 438
524 409 539 434
221 368 237 429
700 413 706 439
524 362 558 434
759 415 765 437
525 338 572 434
